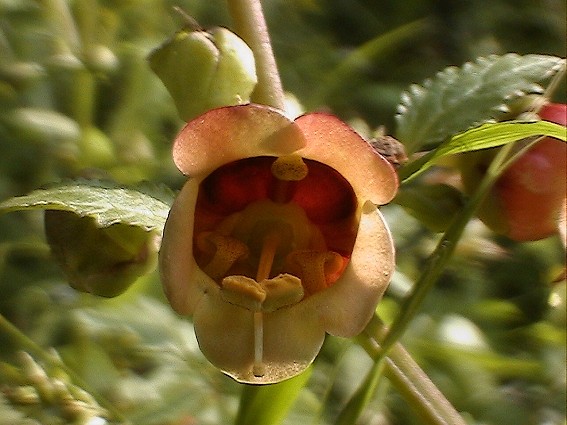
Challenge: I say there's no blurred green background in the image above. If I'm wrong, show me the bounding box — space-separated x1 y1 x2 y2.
0 1 565 424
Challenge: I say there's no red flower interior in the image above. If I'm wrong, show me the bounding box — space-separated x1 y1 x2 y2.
193 155 358 297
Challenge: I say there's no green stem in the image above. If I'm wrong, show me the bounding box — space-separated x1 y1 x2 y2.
362 316 467 425
0 313 128 423
334 352 387 425
343 140 523 424
226 0 285 110
379 141 516 354
39 0 81 53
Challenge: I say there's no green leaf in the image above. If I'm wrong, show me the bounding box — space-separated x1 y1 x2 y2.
394 184 465 232
399 120 566 182
0 180 174 232
235 367 312 425
436 120 566 156
395 54 566 153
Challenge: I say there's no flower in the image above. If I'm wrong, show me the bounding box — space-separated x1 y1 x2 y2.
159 103 398 383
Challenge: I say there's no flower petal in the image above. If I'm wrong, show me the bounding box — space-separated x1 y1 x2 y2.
173 104 306 177
294 113 398 205
308 200 395 337
194 288 326 384
159 179 216 315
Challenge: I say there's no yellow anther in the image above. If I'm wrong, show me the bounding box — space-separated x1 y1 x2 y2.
286 250 345 296
260 274 304 312
271 155 308 181
197 232 249 280
220 275 266 311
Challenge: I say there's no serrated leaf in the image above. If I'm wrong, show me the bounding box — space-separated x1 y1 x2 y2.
395 54 566 153
0 180 174 232
399 120 566 182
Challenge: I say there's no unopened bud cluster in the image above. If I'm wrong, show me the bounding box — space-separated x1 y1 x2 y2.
1 352 108 425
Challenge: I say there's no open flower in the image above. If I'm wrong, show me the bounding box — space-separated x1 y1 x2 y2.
159 103 398 383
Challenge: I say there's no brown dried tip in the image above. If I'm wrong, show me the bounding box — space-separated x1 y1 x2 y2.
368 135 408 169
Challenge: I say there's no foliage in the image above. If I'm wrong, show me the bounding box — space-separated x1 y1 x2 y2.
0 1 565 425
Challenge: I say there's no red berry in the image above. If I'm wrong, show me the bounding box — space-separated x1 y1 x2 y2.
461 102 566 241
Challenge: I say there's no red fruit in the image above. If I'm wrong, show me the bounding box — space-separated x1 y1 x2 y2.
461 102 566 241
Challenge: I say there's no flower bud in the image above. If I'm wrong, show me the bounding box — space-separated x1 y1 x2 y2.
149 27 257 121
77 126 116 169
5 107 80 146
45 210 158 297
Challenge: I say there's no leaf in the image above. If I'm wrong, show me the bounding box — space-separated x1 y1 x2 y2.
0 180 174 232
314 19 429 104
436 120 566 157
393 184 465 232
235 367 312 425
399 120 566 182
395 54 566 153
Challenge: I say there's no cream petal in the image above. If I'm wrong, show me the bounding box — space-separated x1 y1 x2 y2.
173 104 306 177
559 198 566 249
159 179 216 315
308 200 395 337
194 289 326 384
294 113 398 205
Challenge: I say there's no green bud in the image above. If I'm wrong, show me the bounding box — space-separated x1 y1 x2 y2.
77 126 116 169
7 385 41 405
149 26 257 121
394 183 465 232
44 210 158 298
83 45 119 74
4 107 81 146
0 61 45 88
48 52 86 72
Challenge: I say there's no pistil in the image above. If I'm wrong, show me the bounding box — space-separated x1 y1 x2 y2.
252 229 281 377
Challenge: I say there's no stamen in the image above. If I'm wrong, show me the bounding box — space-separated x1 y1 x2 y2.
286 250 345 296
196 232 249 280
261 274 304 312
270 155 308 203
271 155 309 181
220 276 266 311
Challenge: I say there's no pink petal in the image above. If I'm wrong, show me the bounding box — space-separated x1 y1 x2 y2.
159 179 216 315
294 113 398 205
308 200 395 337
173 104 306 178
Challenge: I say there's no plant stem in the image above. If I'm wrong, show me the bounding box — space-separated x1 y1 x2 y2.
361 316 468 425
346 141 522 424
226 0 285 110
379 141 516 355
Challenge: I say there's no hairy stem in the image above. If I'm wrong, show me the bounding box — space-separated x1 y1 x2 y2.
226 0 285 109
